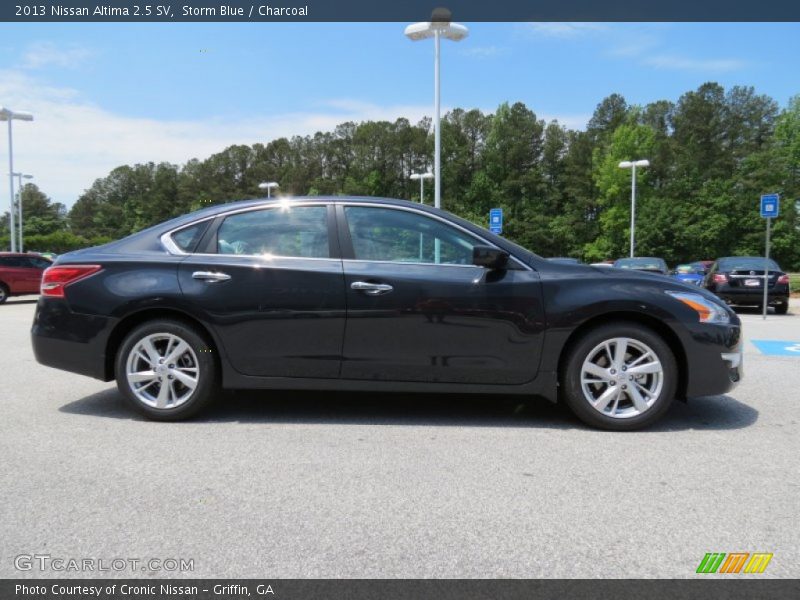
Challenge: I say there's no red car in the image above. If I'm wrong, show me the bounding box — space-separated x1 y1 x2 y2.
0 252 52 304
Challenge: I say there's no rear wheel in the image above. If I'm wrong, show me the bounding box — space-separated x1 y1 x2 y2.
0 283 8 304
775 301 789 315
561 322 678 431
115 320 217 421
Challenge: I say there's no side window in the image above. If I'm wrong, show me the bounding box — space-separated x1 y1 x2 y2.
344 206 479 265
171 221 209 253
27 257 52 269
1 256 25 268
216 205 329 258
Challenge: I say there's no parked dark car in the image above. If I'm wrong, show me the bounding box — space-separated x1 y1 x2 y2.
546 257 582 265
0 252 52 304
672 263 705 287
31 197 742 430
613 257 670 275
705 256 790 314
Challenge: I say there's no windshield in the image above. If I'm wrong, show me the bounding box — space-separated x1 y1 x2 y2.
719 257 780 271
675 264 703 274
614 258 665 270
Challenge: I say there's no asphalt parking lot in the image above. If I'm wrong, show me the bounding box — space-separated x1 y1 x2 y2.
1 296 799 578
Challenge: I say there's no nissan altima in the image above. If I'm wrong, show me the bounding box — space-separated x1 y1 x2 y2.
31 197 742 430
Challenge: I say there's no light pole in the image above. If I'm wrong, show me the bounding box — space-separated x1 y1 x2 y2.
405 9 468 211
410 171 433 204
12 172 33 252
0 107 34 253
258 181 279 198
618 159 650 258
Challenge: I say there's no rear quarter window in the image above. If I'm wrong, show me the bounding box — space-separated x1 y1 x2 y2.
170 221 210 253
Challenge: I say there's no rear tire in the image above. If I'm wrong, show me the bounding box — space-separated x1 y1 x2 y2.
115 319 218 421
0 283 8 305
561 322 678 431
775 301 789 315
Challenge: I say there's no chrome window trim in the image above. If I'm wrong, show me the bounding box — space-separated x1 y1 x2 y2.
337 201 531 271
161 215 218 256
342 258 479 269
160 199 532 271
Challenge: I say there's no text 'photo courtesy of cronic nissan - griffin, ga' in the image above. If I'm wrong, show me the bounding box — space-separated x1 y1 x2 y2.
30 196 743 431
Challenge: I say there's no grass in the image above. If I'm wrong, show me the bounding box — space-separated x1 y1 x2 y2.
789 273 800 296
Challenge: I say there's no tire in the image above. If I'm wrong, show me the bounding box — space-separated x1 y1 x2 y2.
560 322 678 431
0 283 8 305
775 301 789 315
115 319 218 421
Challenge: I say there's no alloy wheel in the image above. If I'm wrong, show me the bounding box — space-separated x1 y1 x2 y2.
125 333 200 409
580 337 664 419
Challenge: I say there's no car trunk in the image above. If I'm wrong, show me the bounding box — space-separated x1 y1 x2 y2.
726 269 781 289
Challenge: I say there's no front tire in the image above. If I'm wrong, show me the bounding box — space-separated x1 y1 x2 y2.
0 283 8 304
561 322 678 431
115 320 217 421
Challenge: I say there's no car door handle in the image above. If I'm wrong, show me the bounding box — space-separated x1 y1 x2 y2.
351 281 393 295
192 271 231 283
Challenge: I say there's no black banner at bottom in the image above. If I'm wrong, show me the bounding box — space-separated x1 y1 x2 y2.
3 579 800 600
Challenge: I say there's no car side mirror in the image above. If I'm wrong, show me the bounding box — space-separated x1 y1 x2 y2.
472 246 509 270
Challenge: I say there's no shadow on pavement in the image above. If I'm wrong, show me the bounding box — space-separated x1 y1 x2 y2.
60 387 758 432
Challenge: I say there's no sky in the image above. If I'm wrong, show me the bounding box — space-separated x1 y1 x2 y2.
0 21 798 207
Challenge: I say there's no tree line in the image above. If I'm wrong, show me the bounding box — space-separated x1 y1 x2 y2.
3 82 799 269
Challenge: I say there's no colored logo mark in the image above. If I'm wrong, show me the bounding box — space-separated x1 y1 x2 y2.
696 552 773 574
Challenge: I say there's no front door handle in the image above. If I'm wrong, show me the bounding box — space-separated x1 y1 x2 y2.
351 281 393 295
192 271 231 283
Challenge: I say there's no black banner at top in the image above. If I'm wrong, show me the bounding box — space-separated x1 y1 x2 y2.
2 0 799 22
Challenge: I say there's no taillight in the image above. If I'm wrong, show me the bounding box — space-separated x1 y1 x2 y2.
777 274 789 285
41 265 102 298
713 273 728 284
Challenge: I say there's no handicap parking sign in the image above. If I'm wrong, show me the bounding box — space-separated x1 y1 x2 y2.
760 194 779 218
489 208 503 234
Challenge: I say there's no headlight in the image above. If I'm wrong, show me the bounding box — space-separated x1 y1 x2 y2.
665 291 730 324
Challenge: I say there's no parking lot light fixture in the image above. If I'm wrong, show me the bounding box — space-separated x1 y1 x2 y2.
1 107 34 253
12 172 33 252
258 181 279 199
410 171 434 204
405 10 468 210
618 159 650 257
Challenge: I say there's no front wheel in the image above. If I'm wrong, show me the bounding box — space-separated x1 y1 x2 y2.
115 320 217 421
561 322 678 431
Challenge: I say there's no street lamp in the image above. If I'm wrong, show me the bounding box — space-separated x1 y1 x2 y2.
618 159 650 258
12 172 33 252
258 181 279 198
405 9 468 210
0 107 34 253
410 171 433 204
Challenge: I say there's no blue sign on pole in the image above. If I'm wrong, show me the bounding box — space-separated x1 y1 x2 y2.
489 208 503 234
760 194 779 218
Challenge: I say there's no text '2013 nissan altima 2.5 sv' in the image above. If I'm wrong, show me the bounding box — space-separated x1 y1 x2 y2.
31 197 742 430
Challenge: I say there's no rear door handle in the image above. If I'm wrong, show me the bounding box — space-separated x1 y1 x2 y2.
192 271 231 283
351 281 393 295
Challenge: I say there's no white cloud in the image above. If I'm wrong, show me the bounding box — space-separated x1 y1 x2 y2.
21 41 93 69
460 46 510 59
0 70 436 207
539 113 593 130
521 23 607 38
641 54 748 72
